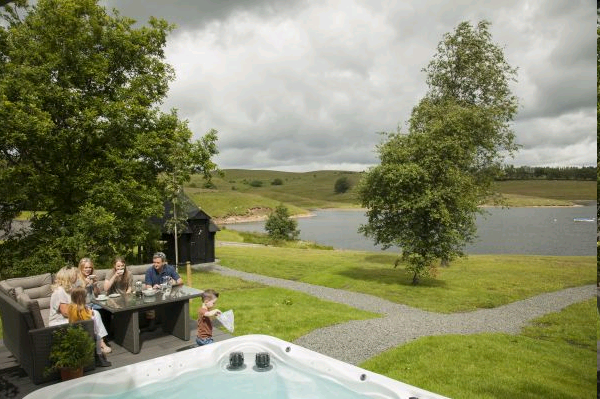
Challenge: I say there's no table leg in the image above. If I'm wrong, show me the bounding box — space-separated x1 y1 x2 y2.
161 300 190 341
112 310 140 354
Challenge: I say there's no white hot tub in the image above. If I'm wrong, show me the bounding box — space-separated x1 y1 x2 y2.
24 334 450 399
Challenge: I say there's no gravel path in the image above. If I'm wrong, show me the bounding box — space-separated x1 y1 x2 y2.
195 262 595 365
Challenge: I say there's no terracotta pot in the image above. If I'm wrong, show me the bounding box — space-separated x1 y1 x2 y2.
60 367 83 381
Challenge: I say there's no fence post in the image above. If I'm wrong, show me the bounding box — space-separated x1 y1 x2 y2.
186 261 192 286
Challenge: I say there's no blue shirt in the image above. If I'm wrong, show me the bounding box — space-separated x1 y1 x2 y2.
144 264 181 287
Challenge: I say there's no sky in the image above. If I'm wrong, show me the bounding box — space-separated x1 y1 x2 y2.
101 0 597 172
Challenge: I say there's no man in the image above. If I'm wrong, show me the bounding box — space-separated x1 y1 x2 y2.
144 252 183 289
143 252 183 330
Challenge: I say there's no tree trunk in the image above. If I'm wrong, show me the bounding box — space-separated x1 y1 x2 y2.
411 272 419 285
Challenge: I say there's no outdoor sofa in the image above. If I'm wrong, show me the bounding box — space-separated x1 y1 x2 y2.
0 264 151 384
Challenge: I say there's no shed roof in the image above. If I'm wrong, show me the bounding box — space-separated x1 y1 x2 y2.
154 192 219 233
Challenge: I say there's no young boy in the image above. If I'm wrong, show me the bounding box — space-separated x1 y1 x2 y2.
196 289 221 346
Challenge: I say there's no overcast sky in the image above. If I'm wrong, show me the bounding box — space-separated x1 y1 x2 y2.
102 0 597 172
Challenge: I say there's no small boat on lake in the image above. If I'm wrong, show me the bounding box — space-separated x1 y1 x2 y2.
573 217 595 222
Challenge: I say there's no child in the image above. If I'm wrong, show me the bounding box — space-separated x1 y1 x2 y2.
196 289 221 346
68 288 111 367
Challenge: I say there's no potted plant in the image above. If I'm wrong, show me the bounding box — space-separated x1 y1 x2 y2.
45 325 95 381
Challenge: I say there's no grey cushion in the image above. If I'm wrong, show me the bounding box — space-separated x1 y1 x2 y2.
23 284 52 300
3 273 52 290
27 300 45 329
94 269 108 281
16 292 31 307
40 308 50 327
16 292 35 329
3 286 24 300
0 281 12 295
128 264 151 276
36 296 51 310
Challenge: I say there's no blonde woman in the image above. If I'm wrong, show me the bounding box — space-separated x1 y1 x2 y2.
76 257 101 300
74 257 112 354
103 256 133 296
48 266 78 326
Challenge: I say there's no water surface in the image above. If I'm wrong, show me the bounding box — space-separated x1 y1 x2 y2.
226 205 597 256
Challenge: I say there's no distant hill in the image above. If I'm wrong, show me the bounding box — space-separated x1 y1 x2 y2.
183 169 597 220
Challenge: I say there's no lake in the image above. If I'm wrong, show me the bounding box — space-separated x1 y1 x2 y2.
224 205 597 256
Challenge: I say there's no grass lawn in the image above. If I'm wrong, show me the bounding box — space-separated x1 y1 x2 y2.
215 245 595 313
185 269 379 342
360 299 597 399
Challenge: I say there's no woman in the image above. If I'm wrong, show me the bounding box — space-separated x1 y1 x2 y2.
103 256 133 296
48 266 78 326
76 257 101 301
74 257 112 354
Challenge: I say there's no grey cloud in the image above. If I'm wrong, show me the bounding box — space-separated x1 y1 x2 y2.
154 0 594 170
101 0 307 30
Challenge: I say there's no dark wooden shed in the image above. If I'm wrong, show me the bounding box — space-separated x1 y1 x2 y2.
156 194 219 265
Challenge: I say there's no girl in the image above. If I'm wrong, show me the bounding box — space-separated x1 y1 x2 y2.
103 256 133 296
68 288 111 367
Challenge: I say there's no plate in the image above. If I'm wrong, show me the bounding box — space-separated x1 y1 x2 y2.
96 295 108 301
108 293 120 298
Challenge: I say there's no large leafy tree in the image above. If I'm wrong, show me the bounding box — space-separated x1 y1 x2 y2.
0 0 219 276
358 21 519 284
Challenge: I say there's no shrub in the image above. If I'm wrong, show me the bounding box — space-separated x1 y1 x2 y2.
271 178 283 186
265 204 300 241
334 176 351 194
249 180 263 187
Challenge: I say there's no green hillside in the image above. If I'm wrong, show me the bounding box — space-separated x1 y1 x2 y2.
184 170 596 220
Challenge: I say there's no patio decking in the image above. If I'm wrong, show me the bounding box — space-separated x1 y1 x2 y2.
0 321 232 399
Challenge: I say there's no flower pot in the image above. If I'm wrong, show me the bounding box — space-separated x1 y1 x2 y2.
60 367 83 381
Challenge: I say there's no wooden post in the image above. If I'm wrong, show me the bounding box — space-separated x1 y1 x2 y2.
186 261 192 287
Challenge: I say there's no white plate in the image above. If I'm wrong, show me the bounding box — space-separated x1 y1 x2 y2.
96 295 108 301
108 293 120 298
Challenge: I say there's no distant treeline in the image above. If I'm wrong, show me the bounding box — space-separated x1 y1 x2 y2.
499 165 596 181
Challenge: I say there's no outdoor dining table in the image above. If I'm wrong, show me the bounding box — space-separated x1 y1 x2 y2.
92 285 203 354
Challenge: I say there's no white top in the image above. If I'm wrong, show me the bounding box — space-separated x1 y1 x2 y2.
48 286 70 326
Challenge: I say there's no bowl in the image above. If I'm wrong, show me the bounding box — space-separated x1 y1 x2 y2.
142 289 157 297
96 294 108 301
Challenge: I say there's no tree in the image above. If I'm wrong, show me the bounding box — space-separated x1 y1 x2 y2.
358 21 519 284
334 176 351 194
265 204 299 241
0 0 219 276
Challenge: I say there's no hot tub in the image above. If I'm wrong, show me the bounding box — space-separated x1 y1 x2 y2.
25 334 449 399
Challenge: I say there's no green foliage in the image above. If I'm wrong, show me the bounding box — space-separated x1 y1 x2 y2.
264 204 300 241
333 176 351 194
249 180 263 187
45 325 95 375
0 0 219 276
358 20 519 284
271 178 283 186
